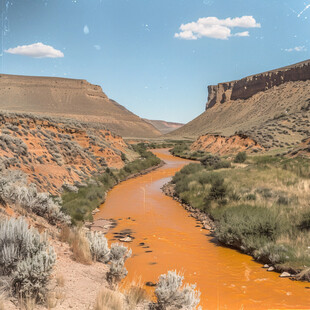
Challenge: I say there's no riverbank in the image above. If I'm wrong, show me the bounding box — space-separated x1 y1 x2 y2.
61 144 162 224
165 155 310 283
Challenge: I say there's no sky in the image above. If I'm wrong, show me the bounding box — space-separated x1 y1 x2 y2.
0 0 309 123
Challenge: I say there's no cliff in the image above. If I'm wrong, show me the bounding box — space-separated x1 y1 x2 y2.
0 74 161 138
206 59 310 109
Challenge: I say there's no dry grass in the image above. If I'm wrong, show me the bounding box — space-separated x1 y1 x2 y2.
71 228 92 265
19 296 36 310
56 274 65 288
0 294 4 310
59 225 72 243
95 287 124 310
121 278 149 309
296 267 310 281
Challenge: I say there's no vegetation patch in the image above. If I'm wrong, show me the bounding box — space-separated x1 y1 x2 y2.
170 153 310 275
62 143 161 224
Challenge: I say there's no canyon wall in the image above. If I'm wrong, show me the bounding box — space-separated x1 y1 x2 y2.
206 60 310 109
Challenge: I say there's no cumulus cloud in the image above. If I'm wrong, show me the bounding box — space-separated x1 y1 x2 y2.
285 46 307 52
83 25 89 34
174 16 260 40
5 42 64 58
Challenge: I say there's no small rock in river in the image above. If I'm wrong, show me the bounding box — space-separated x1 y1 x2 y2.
146 281 156 287
280 272 291 278
267 266 275 271
263 264 269 268
119 236 132 242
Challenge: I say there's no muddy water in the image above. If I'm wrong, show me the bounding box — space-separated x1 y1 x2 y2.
95 149 310 309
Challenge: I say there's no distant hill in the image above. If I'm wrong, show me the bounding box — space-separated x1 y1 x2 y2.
143 119 184 134
168 60 310 151
0 74 161 138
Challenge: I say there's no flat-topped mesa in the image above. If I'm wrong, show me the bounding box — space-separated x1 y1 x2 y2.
206 59 310 109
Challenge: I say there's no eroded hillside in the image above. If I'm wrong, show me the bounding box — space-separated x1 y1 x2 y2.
0 74 161 138
0 112 132 194
168 60 310 153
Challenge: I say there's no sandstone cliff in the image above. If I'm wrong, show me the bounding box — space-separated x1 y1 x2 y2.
206 60 310 109
0 74 161 138
168 60 310 152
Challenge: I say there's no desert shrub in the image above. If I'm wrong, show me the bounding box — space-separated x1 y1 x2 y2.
207 175 227 201
0 171 70 225
298 211 310 230
200 154 231 170
87 231 110 263
154 270 200 310
106 244 132 286
0 218 56 302
215 205 283 253
170 143 190 157
234 152 247 163
253 243 293 265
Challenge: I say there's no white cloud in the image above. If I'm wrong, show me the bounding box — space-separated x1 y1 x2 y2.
83 25 89 34
94 44 101 50
175 16 260 40
5 42 64 58
234 31 250 37
285 46 307 52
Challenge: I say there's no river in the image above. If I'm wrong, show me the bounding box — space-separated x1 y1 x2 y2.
95 149 310 309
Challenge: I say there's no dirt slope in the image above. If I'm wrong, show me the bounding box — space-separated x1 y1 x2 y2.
0 74 161 138
143 119 184 134
0 112 133 194
168 60 310 150
191 134 264 155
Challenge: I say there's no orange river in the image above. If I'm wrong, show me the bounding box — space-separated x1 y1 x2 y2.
95 149 310 309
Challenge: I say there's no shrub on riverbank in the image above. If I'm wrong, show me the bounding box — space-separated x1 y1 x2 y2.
0 218 56 303
170 154 310 274
61 143 161 224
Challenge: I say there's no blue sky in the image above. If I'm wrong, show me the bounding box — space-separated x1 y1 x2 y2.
0 0 309 123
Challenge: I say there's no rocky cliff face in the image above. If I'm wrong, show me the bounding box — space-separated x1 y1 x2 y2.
206 60 310 109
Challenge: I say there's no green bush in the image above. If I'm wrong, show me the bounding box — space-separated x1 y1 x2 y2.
208 175 227 201
215 205 283 253
234 152 247 163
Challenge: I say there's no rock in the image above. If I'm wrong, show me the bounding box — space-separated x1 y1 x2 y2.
145 281 156 287
119 236 132 242
280 272 291 278
263 264 269 268
206 60 310 108
267 266 275 272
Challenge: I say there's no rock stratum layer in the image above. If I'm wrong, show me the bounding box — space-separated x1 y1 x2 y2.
168 60 310 152
207 60 310 109
191 134 264 155
0 74 161 138
0 112 132 194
